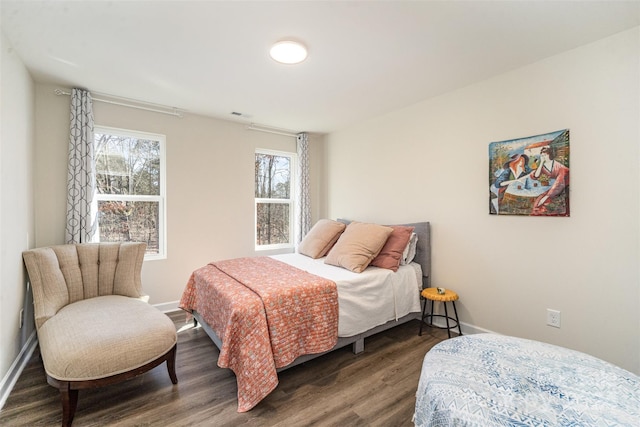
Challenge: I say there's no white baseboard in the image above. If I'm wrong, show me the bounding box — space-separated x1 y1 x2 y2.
153 300 180 313
0 331 38 411
429 318 497 336
459 321 497 335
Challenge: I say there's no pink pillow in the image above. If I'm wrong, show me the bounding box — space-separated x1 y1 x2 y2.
370 225 415 272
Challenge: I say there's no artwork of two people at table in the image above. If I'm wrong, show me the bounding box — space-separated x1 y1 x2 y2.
489 129 570 216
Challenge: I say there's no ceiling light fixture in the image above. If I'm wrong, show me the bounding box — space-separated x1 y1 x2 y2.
269 40 308 64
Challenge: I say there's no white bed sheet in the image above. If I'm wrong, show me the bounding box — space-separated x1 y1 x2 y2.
271 253 422 337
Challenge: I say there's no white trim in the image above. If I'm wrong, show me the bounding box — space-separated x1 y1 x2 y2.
153 300 180 313
93 126 167 260
428 319 498 336
459 321 498 335
254 149 297 251
0 331 38 411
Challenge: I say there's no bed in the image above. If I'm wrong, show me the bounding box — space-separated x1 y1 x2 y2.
414 334 640 426
180 220 430 412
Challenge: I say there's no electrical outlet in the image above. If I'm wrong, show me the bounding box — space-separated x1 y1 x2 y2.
547 309 561 328
19 309 24 329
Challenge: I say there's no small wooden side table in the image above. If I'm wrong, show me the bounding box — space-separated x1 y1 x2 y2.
419 287 462 338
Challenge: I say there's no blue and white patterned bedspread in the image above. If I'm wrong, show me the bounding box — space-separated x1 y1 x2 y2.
414 334 640 426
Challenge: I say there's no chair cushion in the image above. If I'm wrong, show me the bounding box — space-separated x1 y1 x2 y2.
37 295 177 381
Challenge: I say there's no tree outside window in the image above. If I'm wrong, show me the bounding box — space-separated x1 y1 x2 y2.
94 127 166 259
255 150 295 249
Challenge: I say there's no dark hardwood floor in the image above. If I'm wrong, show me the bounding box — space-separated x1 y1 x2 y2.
0 311 448 426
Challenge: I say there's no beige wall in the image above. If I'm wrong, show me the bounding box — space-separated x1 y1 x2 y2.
33 85 326 306
326 27 640 373
5 23 638 400
0 31 36 397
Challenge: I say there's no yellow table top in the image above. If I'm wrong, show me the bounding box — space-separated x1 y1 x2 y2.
421 287 459 302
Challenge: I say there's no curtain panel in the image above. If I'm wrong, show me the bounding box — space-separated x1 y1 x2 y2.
296 132 311 243
65 88 96 244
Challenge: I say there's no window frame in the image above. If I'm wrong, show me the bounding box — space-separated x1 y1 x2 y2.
93 125 167 260
254 148 297 251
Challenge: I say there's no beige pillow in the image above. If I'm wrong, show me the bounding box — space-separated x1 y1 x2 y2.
325 222 394 273
298 219 346 259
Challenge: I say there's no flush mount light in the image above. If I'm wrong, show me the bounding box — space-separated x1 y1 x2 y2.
269 40 308 64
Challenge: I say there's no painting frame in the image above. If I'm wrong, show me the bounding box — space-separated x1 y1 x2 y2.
489 129 570 217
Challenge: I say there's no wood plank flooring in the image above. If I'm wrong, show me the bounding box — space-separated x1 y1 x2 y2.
0 311 449 426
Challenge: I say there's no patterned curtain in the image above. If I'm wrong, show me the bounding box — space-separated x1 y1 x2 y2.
296 132 311 244
65 88 96 244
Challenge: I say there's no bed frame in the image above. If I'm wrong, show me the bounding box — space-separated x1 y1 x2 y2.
193 220 430 371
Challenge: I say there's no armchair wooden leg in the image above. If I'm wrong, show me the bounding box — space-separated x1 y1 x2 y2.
167 345 178 385
59 382 78 427
47 343 177 425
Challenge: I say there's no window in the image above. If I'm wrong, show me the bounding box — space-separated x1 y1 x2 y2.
93 126 166 259
255 149 296 250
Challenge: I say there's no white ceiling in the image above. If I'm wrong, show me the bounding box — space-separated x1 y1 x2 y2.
2 1 639 134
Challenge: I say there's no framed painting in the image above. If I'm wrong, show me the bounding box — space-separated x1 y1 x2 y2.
489 129 570 216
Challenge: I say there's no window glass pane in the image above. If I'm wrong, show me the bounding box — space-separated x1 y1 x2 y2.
97 200 160 254
95 133 161 196
256 203 290 245
255 153 290 199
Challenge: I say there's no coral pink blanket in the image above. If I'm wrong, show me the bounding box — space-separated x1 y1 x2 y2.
179 257 338 412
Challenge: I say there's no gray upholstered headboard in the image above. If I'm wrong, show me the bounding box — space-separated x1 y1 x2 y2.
403 221 431 288
337 219 431 288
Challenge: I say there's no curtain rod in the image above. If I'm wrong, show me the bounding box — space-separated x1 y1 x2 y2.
247 123 299 138
54 89 184 118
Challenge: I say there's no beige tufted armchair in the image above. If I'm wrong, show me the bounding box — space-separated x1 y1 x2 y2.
22 242 177 427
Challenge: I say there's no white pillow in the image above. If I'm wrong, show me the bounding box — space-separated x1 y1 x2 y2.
400 233 418 265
